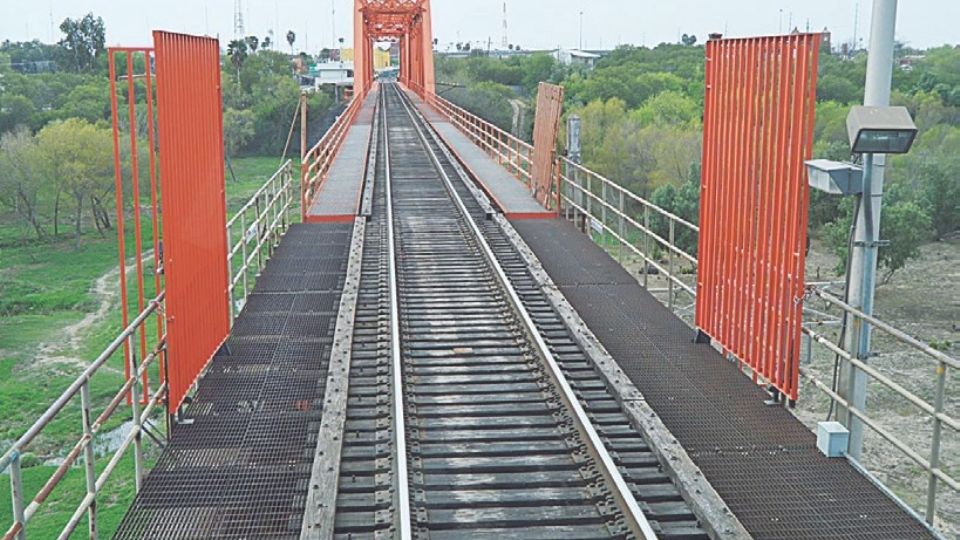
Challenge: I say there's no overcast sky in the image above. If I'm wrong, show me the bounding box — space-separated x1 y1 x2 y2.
1 0 957 52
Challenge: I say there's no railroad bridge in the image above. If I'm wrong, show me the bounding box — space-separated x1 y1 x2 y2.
2 2 957 540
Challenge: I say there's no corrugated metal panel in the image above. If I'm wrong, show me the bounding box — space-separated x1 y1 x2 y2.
153 31 231 413
695 34 821 401
530 82 564 210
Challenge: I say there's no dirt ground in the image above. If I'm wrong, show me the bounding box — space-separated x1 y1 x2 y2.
604 232 959 537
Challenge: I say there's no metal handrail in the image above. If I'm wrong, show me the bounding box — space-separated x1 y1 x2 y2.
301 97 364 216
2 294 166 540
409 82 535 186
558 155 959 527
226 160 297 320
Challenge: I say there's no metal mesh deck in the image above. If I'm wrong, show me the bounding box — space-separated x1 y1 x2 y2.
114 223 352 539
512 218 934 540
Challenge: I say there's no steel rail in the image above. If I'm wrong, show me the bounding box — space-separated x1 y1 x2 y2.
392 84 660 540
382 85 414 540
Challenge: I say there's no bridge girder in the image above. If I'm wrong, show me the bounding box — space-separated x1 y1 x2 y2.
353 0 434 97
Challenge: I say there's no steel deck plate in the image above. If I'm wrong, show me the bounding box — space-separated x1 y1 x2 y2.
115 223 352 539
511 217 934 540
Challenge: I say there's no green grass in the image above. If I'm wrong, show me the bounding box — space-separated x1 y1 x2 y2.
0 155 284 536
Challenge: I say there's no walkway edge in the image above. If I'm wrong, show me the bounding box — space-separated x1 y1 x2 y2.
301 217 366 539
494 213 753 540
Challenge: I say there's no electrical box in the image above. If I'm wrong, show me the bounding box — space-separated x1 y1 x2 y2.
805 159 864 196
817 421 850 458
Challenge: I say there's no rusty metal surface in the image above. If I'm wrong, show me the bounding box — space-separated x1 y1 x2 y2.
696 34 821 401
114 224 351 539
152 31 231 413
512 217 934 540
530 82 564 209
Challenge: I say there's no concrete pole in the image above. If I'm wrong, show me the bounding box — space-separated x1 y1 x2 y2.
839 0 897 461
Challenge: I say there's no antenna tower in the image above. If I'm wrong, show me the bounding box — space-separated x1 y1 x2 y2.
234 0 245 39
501 2 509 48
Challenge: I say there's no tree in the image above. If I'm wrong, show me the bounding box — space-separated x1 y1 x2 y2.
915 158 960 239
263 35 273 50
681 34 697 46
0 127 47 239
286 30 296 53
36 119 113 249
57 13 106 72
227 39 248 82
245 35 260 54
878 199 933 283
223 108 255 156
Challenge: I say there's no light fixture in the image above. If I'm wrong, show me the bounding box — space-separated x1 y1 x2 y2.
846 105 918 155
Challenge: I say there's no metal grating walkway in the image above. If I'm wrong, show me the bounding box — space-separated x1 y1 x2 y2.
114 223 352 539
306 90 380 222
512 218 935 540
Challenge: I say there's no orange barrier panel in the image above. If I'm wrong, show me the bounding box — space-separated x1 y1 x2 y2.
153 31 231 413
530 82 564 210
695 34 821 401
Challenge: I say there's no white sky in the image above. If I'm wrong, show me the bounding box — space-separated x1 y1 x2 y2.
0 0 957 53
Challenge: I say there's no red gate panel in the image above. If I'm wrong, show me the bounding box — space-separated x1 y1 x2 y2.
153 31 231 412
531 82 564 210
695 34 821 400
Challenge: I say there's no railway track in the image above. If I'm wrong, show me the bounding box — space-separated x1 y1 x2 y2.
316 83 710 540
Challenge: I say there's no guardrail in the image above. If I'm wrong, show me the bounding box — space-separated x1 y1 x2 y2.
415 85 535 188
1 295 167 540
800 288 958 525
559 157 699 311
301 97 363 219
557 158 958 529
226 159 298 319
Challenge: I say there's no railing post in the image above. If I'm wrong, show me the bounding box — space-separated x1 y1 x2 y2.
925 360 947 524
618 190 625 264
601 182 608 248
586 175 593 237
9 452 25 540
226 222 235 324
80 382 99 539
643 205 651 289
668 220 676 310
240 212 249 301
256 195 266 273
127 334 143 492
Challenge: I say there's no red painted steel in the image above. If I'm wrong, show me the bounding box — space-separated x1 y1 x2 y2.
354 0 434 97
530 83 564 210
109 47 165 405
153 31 231 413
695 34 821 400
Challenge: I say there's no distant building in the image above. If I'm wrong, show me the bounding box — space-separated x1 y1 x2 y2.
306 61 355 89
556 49 602 69
899 54 926 71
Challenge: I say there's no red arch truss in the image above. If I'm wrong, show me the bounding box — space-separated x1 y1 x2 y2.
353 0 435 97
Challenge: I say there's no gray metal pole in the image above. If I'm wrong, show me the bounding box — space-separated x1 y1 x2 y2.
839 0 897 461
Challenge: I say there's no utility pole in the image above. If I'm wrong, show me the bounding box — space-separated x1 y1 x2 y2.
579 11 584 50
838 0 898 461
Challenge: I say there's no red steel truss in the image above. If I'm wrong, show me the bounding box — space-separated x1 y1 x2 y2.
354 0 434 97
